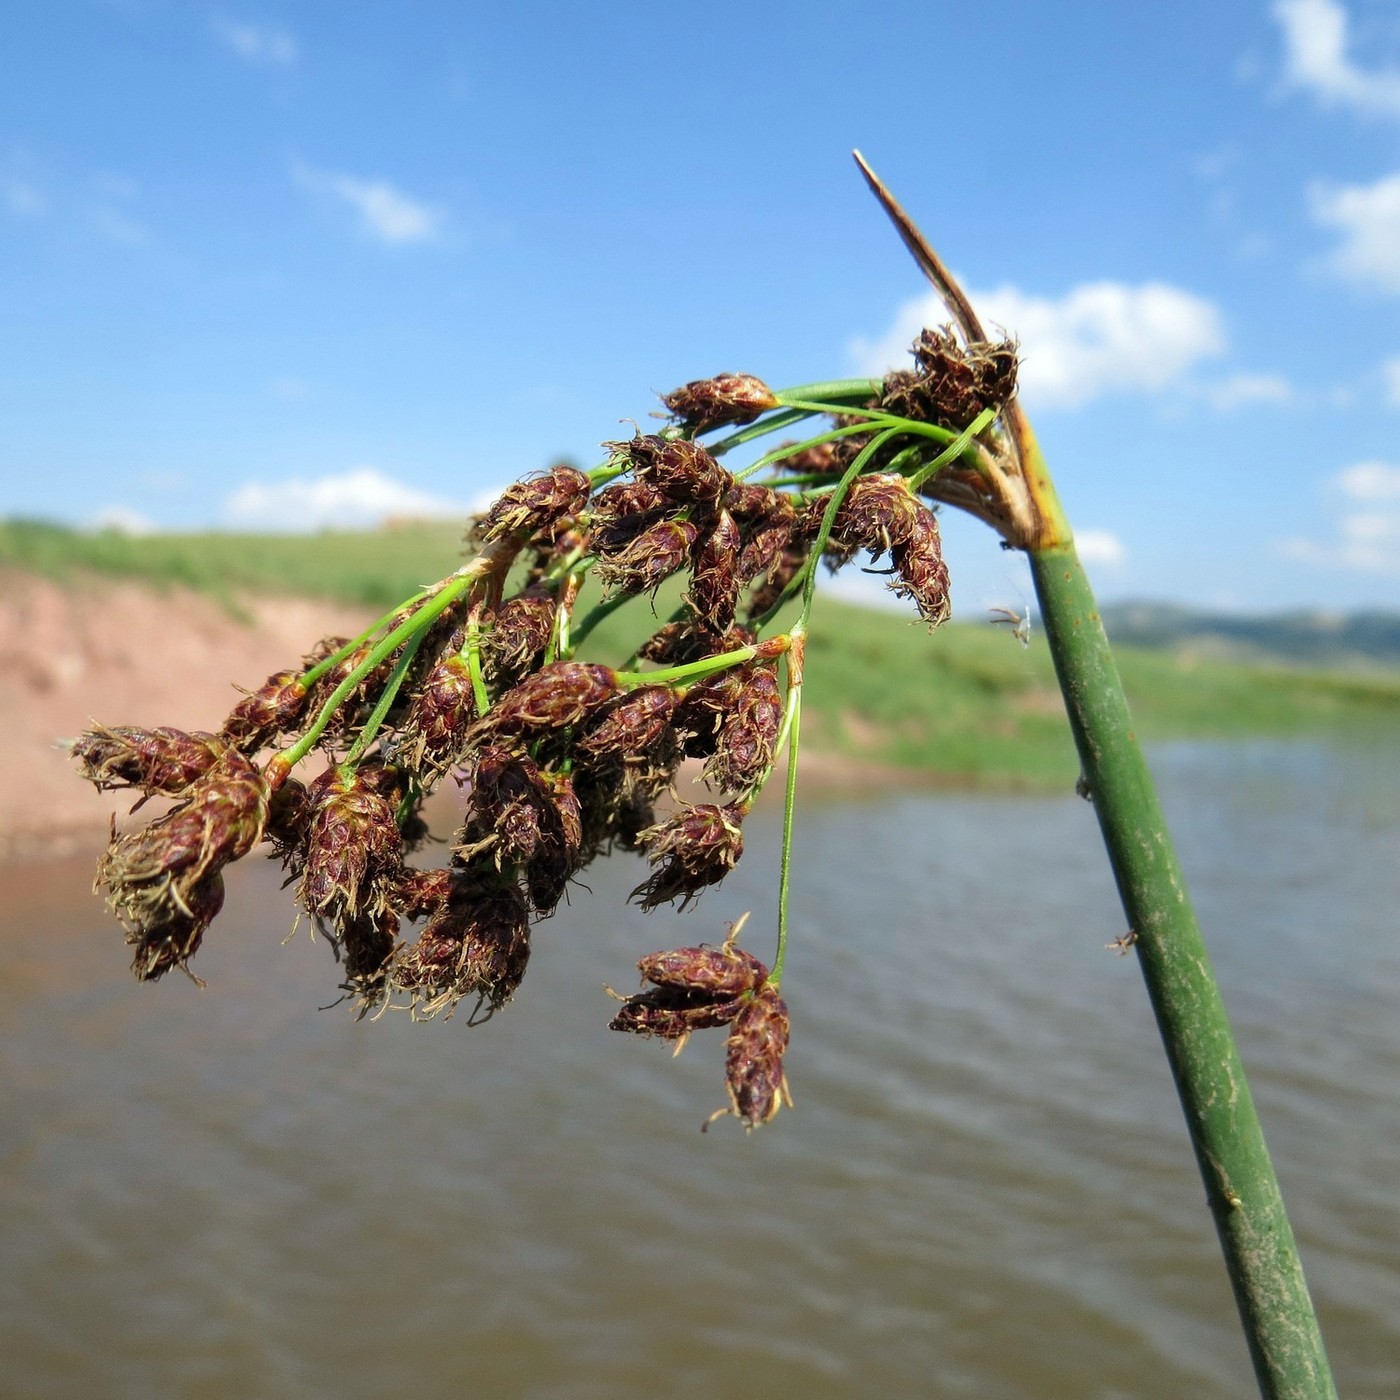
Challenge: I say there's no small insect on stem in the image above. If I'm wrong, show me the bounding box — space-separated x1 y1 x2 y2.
1106 930 1138 956
989 604 1032 648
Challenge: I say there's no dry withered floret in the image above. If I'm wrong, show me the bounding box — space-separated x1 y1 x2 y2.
472 463 591 545
298 767 404 928
72 724 226 798
879 327 1017 431
631 802 746 910
222 668 311 751
95 748 270 981
713 983 792 1131
606 433 732 508
576 685 679 760
686 510 741 634
608 983 749 1039
468 661 619 747
660 373 778 433
889 506 952 627
704 663 782 794
523 769 585 915
389 864 531 1019
485 587 557 682
337 908 400 1011
122 871 226 983
400 652 477 774
594 517 699 597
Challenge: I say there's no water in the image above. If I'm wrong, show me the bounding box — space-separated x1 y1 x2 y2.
2 741 1397 1398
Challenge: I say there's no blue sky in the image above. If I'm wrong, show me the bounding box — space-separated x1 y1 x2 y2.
4 0 1400 615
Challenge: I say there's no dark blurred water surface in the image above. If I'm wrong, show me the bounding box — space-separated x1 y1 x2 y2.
2 740 1397 1399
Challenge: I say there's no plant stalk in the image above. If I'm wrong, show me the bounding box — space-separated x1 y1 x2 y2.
1029 538 1335 1400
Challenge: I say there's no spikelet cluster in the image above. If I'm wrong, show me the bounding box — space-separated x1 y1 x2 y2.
70 342 1005 1127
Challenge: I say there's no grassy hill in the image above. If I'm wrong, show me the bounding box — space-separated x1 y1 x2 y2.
6 518 1399 791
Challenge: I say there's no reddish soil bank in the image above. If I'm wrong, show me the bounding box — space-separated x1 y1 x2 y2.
0 572 369 861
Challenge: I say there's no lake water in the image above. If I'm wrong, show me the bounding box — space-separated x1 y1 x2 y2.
2 740 1397 1398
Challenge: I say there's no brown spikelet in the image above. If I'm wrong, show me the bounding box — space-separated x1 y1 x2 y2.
576 685 679 760
686 510 741 634
712 984 792 1130
630 802 745 910
472 464 591 544
660 373 778 432
71 725 227 798
469 662 620 746
222 669 310 751
605 433 732 507
879 328 1017 431
594 517 699 597
889 506 952 627
704 664 782 794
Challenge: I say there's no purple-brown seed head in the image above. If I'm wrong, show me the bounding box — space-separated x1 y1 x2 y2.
636 941 769 997
71 724 228 798
401 652 477 773
889 507 952 628
299 768 404 926
704 664 782 795
468 662 620 747
594 517 699 597
222 669 311 751
879 328 1017 430
606 434 732 508
717 983 791 1130
630 802 745 910
608 983 748 1039
660 373 779 433
473 464 592 544
485 587 558 682
576 685 679 760
686 510 742 635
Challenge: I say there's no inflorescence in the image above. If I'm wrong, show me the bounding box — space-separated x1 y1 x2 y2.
69 331 1016 1130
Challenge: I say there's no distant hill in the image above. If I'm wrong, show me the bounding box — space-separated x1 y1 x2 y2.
1100 603 1400 672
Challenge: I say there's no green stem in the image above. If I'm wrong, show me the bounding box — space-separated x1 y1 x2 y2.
466 611 491 716
614 638 781 690
340 629 425 771
281 572 474 770
302 587 432 688
769 633 804 988
1030 541 1335 1400
905 405 996 490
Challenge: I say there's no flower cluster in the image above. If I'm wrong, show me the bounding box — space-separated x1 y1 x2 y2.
70 341 1012 1128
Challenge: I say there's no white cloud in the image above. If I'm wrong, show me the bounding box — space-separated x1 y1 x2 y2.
1338 459 1400 499
222 468 472 531
1384 356 1400 405
851 281 1225 410
1280 458 1400 573
1273 0 1400 118
1311 172 1400 292
293 163 444 246
213 17 298 66
1205 373 1293 410
1075 529 1126 566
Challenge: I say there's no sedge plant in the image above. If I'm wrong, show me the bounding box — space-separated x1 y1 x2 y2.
66 156 1333 1399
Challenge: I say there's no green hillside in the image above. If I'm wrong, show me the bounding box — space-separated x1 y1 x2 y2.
6 518 1399 790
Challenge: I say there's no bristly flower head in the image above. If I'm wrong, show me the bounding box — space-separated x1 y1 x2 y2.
631 802 745 910
661 373 778 433
468 662 619 746
71 724 227 798
222 669 311 752
298 767 404 929
880 327 1017 431
472 463 591 545
605 433 732 508
890 505 952 628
